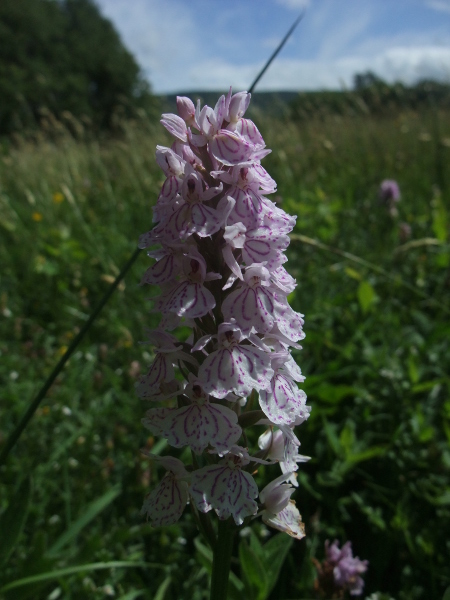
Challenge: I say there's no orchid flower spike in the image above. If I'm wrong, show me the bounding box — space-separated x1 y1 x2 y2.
136 89 310 541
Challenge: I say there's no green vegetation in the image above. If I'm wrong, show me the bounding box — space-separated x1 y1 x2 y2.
0 0 156 135
290 75 450 121
1 103 449 599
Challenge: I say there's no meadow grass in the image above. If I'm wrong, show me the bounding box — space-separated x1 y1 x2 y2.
1 107 449 600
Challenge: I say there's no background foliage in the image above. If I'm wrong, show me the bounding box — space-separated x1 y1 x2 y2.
0 0 156 135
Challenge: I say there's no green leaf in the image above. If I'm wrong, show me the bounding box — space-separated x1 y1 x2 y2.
117 591 146 600
339 422 355 456
351 493 386 530
0 477 32 568
260 533 293 598
47 485 121 556
407 355 420 384
153 577 171 600
432 195 448 242
347 445 387 464
322 419 341 456
194 537 213 572
344 266 362 280
248 530 264 560
239 539 268 600
310 383 356 404
357 280 376 313
412 378 449 393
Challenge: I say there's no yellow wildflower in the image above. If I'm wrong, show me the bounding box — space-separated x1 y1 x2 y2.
53 192 64 203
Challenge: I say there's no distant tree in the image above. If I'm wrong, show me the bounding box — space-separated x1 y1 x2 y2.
0 0 155 135
353 71 386 91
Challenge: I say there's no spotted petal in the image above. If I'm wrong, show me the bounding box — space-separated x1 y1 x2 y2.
135 354 174 399
141 252 178 286
143 402 242 454
198 344 273 399
141 407 171 436
273 303 305 344
219 187 265 229
234 118 265 148
162 203 222 240
222 284 275 335
210 130 257 166
141 472 189 526
165 281 216 319
259 373 308 425
190 463 258 525
242 227 289 269
262 499 305 540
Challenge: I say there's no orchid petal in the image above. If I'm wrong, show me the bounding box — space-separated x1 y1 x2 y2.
141 472 189 526
198 344 273 399
161 113 188 142
262 499 306 540
165 281 216 319
143 402 241 454
190 462 259 525
259 373 308 425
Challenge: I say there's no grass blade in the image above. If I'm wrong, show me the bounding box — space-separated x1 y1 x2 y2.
47 485 121 556
0 561 164 593
0 477 32 567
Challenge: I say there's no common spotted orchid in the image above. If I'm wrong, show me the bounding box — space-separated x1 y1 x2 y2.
137 89 309 545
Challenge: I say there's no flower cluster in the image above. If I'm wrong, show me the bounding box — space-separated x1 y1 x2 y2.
314 540 368 597
137 89 309 538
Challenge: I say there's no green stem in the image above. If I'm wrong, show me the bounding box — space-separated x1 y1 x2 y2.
210 518 235 600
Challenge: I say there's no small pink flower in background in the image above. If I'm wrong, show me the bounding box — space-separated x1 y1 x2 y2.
379 179 400 204
379 179 401 216
314 539 368 597
398 221 412 242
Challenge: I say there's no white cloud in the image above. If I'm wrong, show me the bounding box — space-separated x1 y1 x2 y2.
180 59 260 92
276 0 310 10
178 45 450 93
95 0 198 89
426 0 450 14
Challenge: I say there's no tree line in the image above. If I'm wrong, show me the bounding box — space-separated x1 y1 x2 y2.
291 72 450 121
0 0 156 136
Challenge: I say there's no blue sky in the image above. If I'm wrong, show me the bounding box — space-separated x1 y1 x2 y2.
95 0 450 93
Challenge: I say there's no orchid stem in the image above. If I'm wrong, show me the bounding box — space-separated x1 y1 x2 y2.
210 518 236 600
